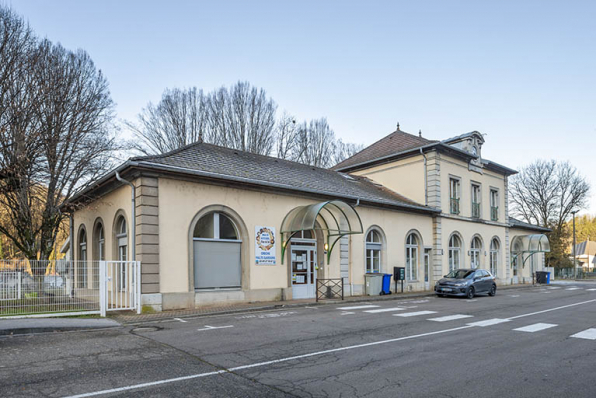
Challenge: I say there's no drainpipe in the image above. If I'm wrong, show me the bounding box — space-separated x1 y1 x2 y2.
115 171 136 261
420 148 428 206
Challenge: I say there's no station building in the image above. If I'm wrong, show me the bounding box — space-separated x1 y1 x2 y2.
67 128 550 311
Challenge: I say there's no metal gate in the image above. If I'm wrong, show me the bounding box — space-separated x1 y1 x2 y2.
99 261 141 316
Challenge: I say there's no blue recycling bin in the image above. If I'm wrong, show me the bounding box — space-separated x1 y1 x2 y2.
545 272 551 284
381 274 392 295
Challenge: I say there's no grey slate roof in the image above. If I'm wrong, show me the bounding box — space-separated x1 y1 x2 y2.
573 241 596 257
509 217 551 233
130 142 436 213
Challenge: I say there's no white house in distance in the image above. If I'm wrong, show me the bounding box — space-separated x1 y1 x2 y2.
65 128 550 311
572 240 596 272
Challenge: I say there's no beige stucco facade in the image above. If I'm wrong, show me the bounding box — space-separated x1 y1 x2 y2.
70 132 550 312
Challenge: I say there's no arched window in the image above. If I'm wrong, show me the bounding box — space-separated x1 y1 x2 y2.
193 212 242 289
116 216 128 261
406 233 419 281
448 234 462 271
470 236 482 269
93 221 105 289
365 229 382 273
490 238 500 276
78 227 87 288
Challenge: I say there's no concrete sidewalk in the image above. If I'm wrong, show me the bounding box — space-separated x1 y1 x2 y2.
0 318 121 336
110 282 535 325
0 283 535 334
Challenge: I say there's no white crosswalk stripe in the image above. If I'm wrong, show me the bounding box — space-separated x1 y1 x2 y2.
336 305 380 310
363 307 406 313
566 287 582 291
586 289 596 291
467 318 510 327
393 311 437 317
547 287 561 289
513 323 557 333
428 314 473 322
570 329 596 340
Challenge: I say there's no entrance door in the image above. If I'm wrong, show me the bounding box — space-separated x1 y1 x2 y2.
512 255 519 284
424 250 431 290
291 245 317 299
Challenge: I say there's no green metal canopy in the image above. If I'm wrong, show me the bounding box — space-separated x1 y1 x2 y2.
510 234 551 268
280 200 363 263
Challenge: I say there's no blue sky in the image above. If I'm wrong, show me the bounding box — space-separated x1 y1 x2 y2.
8 0 596 213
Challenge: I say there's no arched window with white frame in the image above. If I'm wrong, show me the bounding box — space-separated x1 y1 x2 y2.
78 227 87 288
405 233 419 281
448 234 462 271
365 229 382 273
193 211 242 289
490 238 500 276
470 236 482 269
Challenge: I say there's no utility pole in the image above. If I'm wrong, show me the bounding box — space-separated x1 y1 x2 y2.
572 210 578 280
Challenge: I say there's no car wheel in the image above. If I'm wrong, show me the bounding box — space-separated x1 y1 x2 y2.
466 286 475 299
489 284 497 296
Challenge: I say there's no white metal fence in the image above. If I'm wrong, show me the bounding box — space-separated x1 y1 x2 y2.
0 259 140 318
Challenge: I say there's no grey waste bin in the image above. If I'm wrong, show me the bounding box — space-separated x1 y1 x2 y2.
365 273 384 295
536 271 547 284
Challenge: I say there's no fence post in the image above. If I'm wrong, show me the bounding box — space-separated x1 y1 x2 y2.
136 261 141 314
99 261 106 317
17 271 22 300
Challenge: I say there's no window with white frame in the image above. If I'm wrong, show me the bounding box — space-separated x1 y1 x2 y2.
471 184 481 218
470 236 482 269
78 227 87 288
490 189 499 221
450 178 460 214
405 233 419 280
448 234 462 271
365 229 382 273
193 212 242 289
490 238 499 276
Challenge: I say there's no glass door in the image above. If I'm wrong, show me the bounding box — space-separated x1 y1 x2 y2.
291 246 316 299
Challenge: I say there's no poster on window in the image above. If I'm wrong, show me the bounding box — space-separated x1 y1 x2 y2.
255 226 276 265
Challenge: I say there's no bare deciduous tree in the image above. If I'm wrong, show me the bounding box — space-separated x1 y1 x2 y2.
0 6 118 263
294 118 336 168
333 139 364 166
509 159 591 268
125 87 208 155
275 112 299 160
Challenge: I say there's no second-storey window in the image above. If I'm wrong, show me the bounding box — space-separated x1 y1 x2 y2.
449 178 460 214
471 184 481 218
490 189 499 221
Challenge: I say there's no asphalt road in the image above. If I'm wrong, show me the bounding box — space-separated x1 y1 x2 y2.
2 282 596 398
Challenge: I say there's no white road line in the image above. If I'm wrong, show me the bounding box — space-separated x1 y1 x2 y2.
566 287 581 291
586 289 596 291
508 295 520 298
64 324 475 398
465 299 477 302
513 323 557 333
174 318 187 323
467 318 510 327
64 298 596 398
393 311 437 317
363 307 406 313
336 305 380 310
197 325 233 331
547 287 561 290
570 328 596 340
428 314 473 322
340 311 355 315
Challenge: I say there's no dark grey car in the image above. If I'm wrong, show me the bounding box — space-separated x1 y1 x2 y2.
434 269 497 299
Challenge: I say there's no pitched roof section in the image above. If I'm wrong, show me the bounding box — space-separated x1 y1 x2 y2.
131 142 436 213
509 217 551 233
332 129 436 171
573 241 596 257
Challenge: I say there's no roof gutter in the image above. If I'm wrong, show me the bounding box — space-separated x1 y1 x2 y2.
420 147 428 206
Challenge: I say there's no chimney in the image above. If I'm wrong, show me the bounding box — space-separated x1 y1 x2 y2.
419 129 422 138
397 122 400 130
